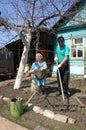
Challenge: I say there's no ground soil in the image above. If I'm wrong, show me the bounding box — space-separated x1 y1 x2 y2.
0 76 86 130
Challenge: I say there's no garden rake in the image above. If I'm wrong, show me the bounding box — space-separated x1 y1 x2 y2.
57 68 65 102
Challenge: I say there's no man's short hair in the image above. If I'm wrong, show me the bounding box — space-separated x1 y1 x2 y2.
58 36 64 42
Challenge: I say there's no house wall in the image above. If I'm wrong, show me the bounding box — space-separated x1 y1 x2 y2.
58 28 86 75
53 27 86 76
84 38 86 75
52 0 86 76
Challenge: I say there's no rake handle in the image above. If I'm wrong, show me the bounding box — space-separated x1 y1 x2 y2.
57 69 65 102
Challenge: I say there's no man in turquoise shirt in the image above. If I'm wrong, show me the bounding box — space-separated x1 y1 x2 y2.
55 36 70 99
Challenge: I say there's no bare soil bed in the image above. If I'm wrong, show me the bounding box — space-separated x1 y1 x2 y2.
0 76 86 130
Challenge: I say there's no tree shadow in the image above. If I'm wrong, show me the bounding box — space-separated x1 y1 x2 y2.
47 80 57 85
69 88 81 97
45 86 81 98
21 85 31 89
45 86 58 96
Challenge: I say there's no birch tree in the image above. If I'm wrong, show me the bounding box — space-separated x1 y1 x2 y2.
0 0 77 89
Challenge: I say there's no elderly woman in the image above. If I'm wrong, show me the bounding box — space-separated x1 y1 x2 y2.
29 53 47 94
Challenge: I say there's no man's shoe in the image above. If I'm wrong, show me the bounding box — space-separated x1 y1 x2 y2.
68 91 70 96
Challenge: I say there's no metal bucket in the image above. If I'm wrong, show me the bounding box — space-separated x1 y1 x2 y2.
10 98 23 118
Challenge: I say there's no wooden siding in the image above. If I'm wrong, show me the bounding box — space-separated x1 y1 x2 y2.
58 0 86 31
0 50 14 74
55 27 86 75
53 0 86 76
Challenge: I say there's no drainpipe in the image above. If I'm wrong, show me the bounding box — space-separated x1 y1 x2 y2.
84 47 86 79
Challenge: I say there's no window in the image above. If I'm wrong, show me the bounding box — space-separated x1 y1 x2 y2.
70 38 84 58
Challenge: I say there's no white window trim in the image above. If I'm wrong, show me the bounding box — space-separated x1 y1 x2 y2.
70 38 84 59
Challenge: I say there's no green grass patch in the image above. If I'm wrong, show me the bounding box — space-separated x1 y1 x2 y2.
82 108 86 114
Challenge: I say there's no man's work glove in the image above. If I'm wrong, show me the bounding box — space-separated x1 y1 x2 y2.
54 56 58 64
56 64 62 70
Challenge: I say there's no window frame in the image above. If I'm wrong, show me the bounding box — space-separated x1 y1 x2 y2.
70 37 84 59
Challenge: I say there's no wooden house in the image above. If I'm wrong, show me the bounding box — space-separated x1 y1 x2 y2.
51 0 86 77
0 48 14 78
6 29 55 75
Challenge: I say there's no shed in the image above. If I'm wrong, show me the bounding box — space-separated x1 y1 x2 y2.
6 29 55 75
0 48 14 78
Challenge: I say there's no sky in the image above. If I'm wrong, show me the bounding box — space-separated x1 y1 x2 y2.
0 0 76 48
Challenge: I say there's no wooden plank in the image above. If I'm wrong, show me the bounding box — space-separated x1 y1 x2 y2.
75 96 86 106
0 67 8 73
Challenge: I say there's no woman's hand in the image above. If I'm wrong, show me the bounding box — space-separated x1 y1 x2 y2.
29 69 35 74
40 67 46 71
40 66 47 71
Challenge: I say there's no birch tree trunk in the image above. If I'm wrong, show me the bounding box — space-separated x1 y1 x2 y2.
14 30 32 89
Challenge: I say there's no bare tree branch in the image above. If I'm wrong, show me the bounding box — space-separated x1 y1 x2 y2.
31 0 37 27
37 13 60 28
0 17 19 33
